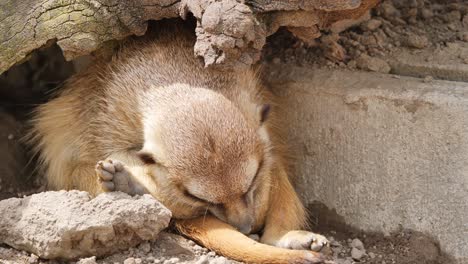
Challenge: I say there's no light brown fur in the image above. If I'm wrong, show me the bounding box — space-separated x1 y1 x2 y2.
29 21 329 263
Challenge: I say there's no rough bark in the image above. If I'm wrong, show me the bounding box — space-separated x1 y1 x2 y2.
0 0 379 74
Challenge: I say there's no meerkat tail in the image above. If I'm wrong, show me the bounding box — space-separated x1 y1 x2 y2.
175 215 327 264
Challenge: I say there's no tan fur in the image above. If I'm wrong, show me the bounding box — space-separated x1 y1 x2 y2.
28 21 328 263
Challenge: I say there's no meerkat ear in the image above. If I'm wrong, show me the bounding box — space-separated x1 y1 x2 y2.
259 104 271 124
137 151 156 165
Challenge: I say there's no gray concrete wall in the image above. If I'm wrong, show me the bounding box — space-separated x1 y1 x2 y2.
266 66 468 263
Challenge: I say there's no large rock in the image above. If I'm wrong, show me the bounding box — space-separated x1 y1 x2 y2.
264 66 468 264
0 191 172 260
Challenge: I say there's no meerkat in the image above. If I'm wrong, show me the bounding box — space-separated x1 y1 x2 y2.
28 20 329 263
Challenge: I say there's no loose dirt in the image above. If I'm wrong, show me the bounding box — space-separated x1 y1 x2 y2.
262 0 468 80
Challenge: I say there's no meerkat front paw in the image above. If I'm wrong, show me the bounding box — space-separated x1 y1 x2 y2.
95 159 146 195
275 231 329 252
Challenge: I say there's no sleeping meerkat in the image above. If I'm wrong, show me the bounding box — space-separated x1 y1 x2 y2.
29 20 329 263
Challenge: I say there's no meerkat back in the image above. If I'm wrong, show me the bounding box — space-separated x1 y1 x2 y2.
29 19 328 264
29 20 265 194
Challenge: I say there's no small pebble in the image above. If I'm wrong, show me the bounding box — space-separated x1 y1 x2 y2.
77 257 97 264
406 35 429 49
123 258 136 264
423 76 433 83
356 54 391 73
28 254 39 264
443 10 462 23
337 259 352 264
351 247 365 261
351 238 365 250
421 9 433 19
167 257 179 264
447 24 457 31
195 255 210 264
462 32 468 42
134 258 142 264
138 242 151 253
379 2 400 18
361 19 382 31
330 238 342 247
7 134 14 140
369 252 376 259
211 256 230 264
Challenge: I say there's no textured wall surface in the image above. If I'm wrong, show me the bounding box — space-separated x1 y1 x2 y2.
265 66 468 263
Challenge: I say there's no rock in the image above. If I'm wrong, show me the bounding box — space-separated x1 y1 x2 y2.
405 35 429 49
406 8 418 19
378 2 400 19
442 10 462 23
138 242 151 254
423 76 434 83
0 191 172 260
28 254 39 264
287 26 321 45
330 11 371 34
210 256 230 264
124 257 136 264
461 32 468 42
337 259 352 264
463 15 468 27
361 19 382 31
195 255 210 264
421 8 434 20
351 247 365 261
360 35 378 46
351 238 365 250
165 257 180 264
374 29 388 46
369 252 376 259
356 54 391 73
321 35 347 62
78 256 98 264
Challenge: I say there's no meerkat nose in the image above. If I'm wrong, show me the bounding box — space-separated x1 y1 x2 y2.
238 223 252 235
235 215 254 235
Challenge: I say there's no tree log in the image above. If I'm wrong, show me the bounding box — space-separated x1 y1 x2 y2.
0 0 379 74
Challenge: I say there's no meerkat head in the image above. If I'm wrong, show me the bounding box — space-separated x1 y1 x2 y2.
138 85 273 234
